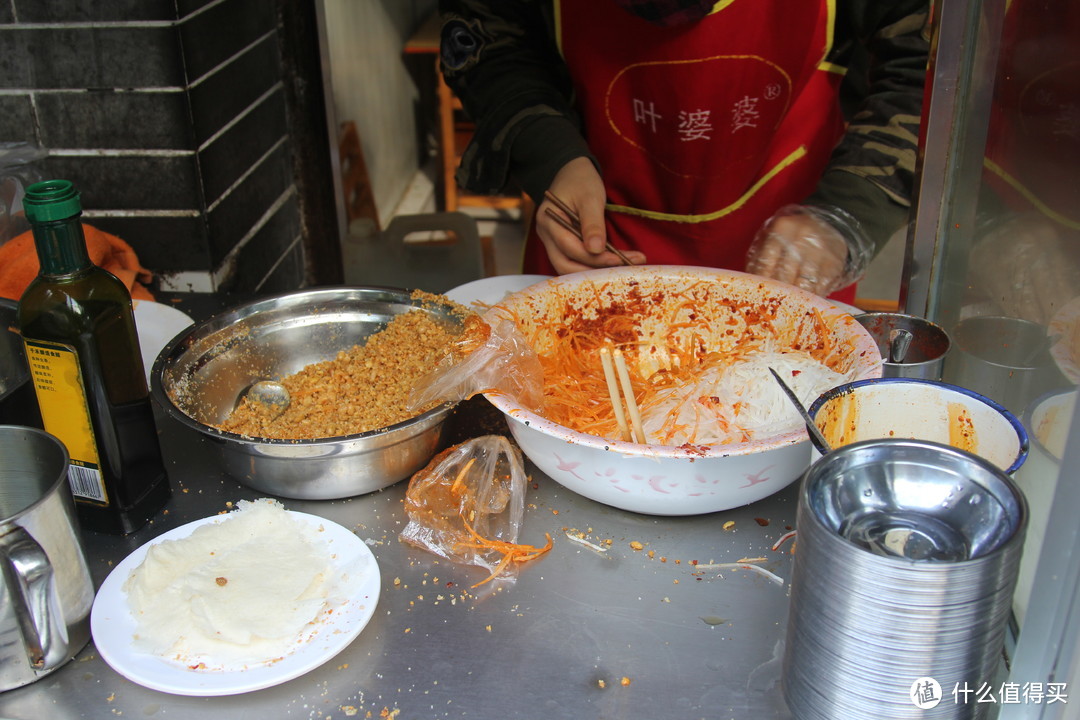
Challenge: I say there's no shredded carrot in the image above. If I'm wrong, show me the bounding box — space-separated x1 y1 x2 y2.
450 457 476 497
456 513 553 588
502 279 849 445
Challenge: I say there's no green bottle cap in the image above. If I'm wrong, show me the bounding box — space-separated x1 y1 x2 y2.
24 179 83 223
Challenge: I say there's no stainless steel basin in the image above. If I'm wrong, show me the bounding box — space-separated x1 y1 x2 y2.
150 287 463 500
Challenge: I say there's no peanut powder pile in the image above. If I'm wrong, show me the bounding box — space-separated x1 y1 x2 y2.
217 308 462 440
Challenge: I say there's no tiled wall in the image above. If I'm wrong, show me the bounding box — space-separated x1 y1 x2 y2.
0 0 334 295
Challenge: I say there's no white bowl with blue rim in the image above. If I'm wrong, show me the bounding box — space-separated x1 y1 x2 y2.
807 377 1029 474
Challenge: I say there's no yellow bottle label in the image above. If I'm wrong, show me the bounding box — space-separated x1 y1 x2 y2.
23 339 109 505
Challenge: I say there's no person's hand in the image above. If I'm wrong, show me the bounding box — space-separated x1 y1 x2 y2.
745 205 852 296
969 214 1080 326
537 157 646 274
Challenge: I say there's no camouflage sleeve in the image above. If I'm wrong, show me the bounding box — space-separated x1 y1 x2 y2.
438 0 593 202
806 0 932 251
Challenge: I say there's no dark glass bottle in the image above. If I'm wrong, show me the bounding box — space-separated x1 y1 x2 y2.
17 179 170 535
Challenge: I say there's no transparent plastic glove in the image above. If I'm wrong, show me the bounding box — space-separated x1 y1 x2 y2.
745 204 873 296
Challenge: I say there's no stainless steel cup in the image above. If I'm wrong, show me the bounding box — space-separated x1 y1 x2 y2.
0 426 94 691
943 315 1067 417
855 312 951 380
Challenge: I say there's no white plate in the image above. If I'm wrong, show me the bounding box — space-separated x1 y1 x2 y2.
445 274 552 308
132 300 195 385
90 511 380 696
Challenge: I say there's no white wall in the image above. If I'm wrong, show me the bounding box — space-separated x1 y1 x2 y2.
321 0 436 227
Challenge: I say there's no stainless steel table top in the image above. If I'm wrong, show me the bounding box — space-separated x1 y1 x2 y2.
0 406 798 720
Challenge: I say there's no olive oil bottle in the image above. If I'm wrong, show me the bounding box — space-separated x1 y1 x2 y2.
17 179 170 535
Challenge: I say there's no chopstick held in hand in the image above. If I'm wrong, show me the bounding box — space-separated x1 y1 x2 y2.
543 190 634 266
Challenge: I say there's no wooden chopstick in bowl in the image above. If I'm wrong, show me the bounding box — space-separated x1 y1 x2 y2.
599 347 631 442
599 346 646 444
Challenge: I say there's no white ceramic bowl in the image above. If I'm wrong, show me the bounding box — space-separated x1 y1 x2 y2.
481 266 882 515
807 378 1030 473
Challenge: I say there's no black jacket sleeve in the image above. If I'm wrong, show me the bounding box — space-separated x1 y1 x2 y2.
439 1 595 202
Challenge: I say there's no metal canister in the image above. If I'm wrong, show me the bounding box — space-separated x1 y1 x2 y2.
942 315 1068 416
854 311 951 380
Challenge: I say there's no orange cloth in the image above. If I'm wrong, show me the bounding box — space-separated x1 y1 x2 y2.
0 224 155 302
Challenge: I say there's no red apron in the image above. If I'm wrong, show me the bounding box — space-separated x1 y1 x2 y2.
525 0 847 281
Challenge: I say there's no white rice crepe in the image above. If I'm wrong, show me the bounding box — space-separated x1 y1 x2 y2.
124 499 339 667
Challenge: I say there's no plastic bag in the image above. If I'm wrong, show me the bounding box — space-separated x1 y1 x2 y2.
407 316 545 414
400 435 551 587
0 143 47 246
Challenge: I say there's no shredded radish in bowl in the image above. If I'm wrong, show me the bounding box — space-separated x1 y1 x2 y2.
638 350 853 446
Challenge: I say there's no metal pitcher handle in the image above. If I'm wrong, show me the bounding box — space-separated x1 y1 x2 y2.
0 526 69 671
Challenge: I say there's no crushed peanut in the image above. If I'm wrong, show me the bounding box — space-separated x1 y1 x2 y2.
217 301 474 439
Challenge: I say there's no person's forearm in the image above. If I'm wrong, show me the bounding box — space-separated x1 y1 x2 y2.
440 0 588 200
